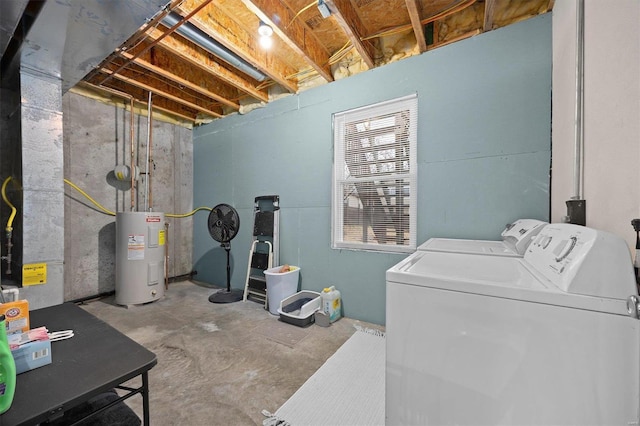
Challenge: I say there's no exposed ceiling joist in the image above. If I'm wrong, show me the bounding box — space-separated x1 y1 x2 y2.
362 0 476 48
405 0 427 53
177 0 299 92
96 67 225 118
325 0 376 68
119 50 241 111
28 0 552 125
483 0 496 32
96 0 213 89
92 78 207 121
144 27 269 103
79 81 199 122
241 0 335 82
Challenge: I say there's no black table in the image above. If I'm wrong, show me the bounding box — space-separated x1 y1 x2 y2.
0 302 157 426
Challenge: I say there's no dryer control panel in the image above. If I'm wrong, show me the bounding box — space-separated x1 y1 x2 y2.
525 223 636 300
501 219 548 255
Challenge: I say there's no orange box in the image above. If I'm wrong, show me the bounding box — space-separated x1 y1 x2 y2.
0 300 30 335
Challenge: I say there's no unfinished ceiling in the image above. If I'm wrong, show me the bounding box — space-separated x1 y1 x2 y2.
78 0 553 126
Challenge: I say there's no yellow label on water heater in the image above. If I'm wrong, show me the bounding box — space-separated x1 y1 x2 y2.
23 263 47 286
159 230 166 246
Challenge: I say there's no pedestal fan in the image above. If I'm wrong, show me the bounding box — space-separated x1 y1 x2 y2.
207 203 243 303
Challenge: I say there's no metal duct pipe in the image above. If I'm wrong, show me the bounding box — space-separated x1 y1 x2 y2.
161 12 267 82
566 0 586 226
0 0 29 60
572 0 585 200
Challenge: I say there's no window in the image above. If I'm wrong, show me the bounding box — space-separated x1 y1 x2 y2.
332 94 417 253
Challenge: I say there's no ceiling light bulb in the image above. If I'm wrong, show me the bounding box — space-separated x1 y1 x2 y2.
259 34 273 49
258 21 273 37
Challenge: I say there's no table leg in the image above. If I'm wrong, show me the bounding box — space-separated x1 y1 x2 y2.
142 372 150 426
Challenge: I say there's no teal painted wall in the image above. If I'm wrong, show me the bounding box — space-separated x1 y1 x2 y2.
193 14 551 325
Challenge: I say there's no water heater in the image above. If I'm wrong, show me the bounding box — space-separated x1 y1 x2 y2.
115 212 166 305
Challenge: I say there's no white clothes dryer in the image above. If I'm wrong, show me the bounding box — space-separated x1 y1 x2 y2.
386 223 639 425
418 218 547 257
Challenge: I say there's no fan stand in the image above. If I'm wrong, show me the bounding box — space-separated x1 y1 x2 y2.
209 242 243 304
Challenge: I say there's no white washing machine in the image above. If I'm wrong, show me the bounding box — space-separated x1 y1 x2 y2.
418 218 547 257
386 223 640 425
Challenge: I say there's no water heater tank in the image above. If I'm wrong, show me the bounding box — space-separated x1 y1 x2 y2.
116 212 166 305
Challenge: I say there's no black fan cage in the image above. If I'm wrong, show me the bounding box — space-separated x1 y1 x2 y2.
208 204 240 243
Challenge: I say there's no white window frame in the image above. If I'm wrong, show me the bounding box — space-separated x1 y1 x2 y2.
331 94 417 253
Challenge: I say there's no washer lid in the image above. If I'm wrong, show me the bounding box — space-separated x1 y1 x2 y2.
418 238 518 256
386 250 629 316
417 219 547 257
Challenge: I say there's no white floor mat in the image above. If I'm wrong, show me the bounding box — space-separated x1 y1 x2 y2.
263 327 385 426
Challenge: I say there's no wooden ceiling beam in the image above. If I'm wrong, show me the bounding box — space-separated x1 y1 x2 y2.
405 0 427 53
361 0 476 43
120 48 240 111
98 67 224 118
145 27 269 103
483 0 496 32
106 60 225 113
240 0 334 82
324 0 376 68
83 79 202 122
177 0 299 92
97 0 214 87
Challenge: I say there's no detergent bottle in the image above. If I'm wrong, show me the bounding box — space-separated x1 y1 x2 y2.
321 286 341 323
0 314 16 414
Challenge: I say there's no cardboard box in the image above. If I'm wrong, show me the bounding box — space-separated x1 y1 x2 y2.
11 338 52 374
0 300 30 335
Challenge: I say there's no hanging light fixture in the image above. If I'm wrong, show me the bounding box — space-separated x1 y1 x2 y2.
258 20 273 49
162 12 267 81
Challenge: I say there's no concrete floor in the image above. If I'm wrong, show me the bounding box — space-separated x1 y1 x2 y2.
79 280 384 425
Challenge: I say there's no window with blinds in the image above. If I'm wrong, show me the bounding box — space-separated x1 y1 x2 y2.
332 94 417 252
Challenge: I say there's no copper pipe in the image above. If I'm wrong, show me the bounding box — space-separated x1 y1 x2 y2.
164 222 170 290
130 97 136 211
98 0 213 86
81 81 133 102
78 82 138 213
148 92 153 211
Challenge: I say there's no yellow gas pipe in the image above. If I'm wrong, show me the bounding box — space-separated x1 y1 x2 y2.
1 177 17 277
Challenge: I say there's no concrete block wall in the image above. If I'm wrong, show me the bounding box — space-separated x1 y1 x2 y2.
19 69 65 308
63 92 193 302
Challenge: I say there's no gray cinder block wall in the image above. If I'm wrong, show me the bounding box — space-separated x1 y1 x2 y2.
63 92 194 301
18 69 65 307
